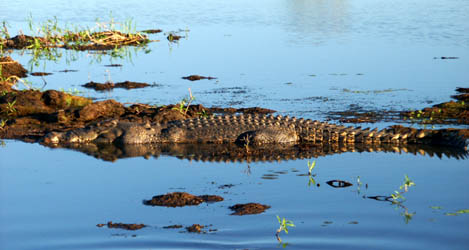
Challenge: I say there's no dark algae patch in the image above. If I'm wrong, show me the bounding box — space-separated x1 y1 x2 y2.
182 75 217 81
97 221 146 231
83 81 150 91
142 192 223 207
229 203 271 215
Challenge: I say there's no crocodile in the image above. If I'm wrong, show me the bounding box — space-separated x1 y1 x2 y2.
42 114 469 149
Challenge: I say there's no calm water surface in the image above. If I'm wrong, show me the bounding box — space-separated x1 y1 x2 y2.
1 0 469 249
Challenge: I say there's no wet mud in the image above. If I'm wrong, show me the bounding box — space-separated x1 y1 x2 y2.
142 192 223 207
229 203 271 215
0 56 28 79
83 81 150 91
97 221 146 230
182 75 217 81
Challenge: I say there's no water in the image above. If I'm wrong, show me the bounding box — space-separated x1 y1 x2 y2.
1 0 469 249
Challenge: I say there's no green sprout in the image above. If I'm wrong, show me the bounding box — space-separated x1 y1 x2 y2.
276 215 295 243
307 160 316 176
172 88 195 116
391 175 415 201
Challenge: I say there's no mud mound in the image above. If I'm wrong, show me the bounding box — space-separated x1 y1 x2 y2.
229 203 271 215
142 192 223 207
0 56 28 79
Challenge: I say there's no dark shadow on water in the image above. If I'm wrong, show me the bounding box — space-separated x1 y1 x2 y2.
43 142 468 162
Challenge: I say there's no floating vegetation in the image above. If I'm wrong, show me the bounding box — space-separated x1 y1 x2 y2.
1 15 152 50
0 15 156 70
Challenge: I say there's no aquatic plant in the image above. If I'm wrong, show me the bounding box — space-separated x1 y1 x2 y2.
275 215 295 243
306 160 318 187
2 15 154 71
172 88 195 116
307 160 316 176
391 175 415 201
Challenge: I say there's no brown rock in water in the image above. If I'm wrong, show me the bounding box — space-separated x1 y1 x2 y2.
229 203 271 215
142 192 223 207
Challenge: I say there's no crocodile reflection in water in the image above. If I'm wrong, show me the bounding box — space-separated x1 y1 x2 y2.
45 141 468 162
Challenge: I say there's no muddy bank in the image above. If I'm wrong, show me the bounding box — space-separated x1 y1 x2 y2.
0 85 274 142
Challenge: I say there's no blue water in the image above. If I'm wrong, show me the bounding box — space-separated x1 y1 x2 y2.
1 0 469 249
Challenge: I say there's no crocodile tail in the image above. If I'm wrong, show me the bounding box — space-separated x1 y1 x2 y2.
389 125 469 149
